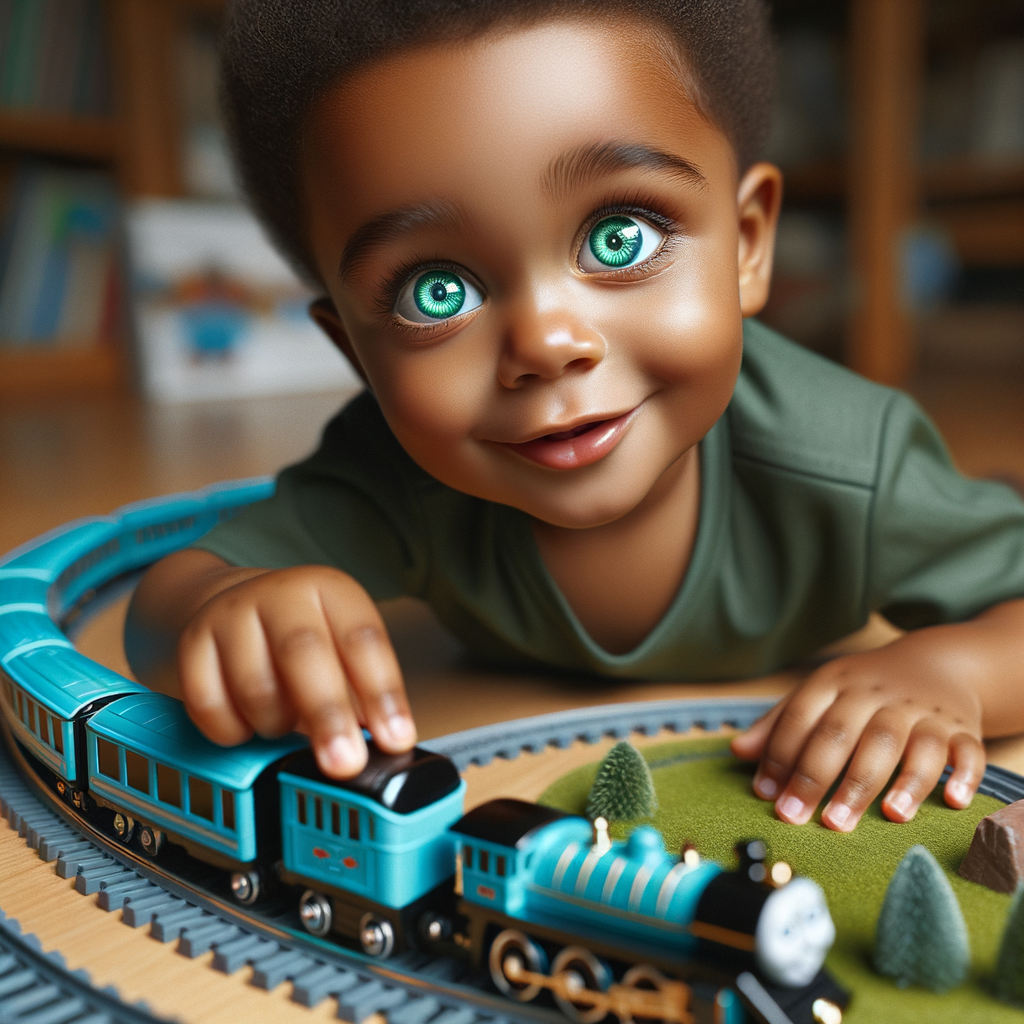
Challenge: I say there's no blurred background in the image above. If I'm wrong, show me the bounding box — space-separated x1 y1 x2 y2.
0 0 1022 557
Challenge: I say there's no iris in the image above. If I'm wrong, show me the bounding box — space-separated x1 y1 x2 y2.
588 215 643 267
414 271 466 319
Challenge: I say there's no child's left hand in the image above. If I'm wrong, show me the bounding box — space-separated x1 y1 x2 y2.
731 623 995 832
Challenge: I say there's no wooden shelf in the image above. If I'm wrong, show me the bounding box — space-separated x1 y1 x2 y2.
0 345 124 400
0 110 119 163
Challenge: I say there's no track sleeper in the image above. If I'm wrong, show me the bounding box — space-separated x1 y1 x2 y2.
388 995 442 1024
211 935 277 974
250 950 316 990
0 967 38 997
149 906 208 943
292 964 357 1007
16 993 90 1024
122 896 187 929
177 922 241 958
0 980 63 1016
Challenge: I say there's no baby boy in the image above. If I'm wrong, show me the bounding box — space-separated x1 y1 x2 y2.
125 0 1024 835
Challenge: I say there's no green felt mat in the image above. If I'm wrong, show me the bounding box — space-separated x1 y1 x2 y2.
539 737 1019 1023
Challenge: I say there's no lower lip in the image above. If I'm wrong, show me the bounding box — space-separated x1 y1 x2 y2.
503 408 639 470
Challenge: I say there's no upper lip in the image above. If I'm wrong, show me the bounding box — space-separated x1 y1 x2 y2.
500 409 636 445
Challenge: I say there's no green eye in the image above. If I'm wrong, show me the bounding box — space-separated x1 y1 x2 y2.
394 267 485 325
578 214 666 274
414 271 466 318
589 215 642 267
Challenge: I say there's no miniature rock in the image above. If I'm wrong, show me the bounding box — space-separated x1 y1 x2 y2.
959 799 1024 893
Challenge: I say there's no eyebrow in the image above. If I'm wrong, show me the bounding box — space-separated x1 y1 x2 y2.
542 141 707 200
338 199 469 281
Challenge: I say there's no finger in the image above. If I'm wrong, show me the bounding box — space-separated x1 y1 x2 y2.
880 723 950 824
177 624 253 746
260 603 367 778
210 606 297 738
943 733 986 809
820 707 914 830
321 582 414 753
752 678 840 801
774 695 880 826
730 699 786 761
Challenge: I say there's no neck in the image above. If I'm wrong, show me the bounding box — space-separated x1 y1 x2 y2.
532 446 701 654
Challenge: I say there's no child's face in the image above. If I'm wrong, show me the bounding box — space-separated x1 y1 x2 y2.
303 17 779 529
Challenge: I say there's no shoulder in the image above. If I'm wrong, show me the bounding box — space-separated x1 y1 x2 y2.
296 389 435 494
728 319 905 487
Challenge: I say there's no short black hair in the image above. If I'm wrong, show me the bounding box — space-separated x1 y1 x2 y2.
220 0 775 285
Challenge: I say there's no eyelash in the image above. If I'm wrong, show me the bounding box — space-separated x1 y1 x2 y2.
377 195 680 327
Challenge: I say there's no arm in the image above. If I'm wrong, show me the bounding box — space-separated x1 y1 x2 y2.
732 596 1024 832
125 548 415 778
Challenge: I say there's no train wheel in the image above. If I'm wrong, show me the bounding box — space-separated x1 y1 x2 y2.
299 890 332 938
619 965 670 1024
359 913 396 958
551 946 611 1024
113 813 135 843
230 869 261 906
138 825 163 857
488 929 548 1002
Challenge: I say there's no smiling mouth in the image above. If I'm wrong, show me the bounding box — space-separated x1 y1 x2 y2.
501 407 639 470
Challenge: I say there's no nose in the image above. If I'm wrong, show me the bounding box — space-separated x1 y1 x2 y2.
496 302 606 390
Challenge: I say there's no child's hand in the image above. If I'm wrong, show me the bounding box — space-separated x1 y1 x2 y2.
730 640 986 832
176 564 414 778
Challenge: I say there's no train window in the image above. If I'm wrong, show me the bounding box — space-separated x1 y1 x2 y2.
479 850 489 873
29 700 39 735
463 846 473 869
348 808 359 841
496 856 506 877
126 750 150 794
14 689 22 721
96 738 120 780
330 803 340 836
297 792 307 825
157 763 182 807
222 790 235 831
191 778 214 820
51 717 63 755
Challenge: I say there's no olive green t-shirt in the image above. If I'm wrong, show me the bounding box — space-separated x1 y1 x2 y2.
194 319 1024 679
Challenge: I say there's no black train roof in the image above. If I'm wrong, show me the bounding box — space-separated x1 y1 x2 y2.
452 798 570 848
281 743 461 814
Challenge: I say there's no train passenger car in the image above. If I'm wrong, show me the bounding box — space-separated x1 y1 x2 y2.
85 692 305 902
279 745 465 956
0 643 145 802
452 799 845 1024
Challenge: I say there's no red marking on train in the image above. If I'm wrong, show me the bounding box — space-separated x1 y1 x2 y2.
477 885 496 900
343 856 358 869
313 847 330 859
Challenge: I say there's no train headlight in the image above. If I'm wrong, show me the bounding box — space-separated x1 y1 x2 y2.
754 877 836 987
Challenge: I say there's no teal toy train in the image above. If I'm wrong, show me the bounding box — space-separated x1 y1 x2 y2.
0 481 848 1024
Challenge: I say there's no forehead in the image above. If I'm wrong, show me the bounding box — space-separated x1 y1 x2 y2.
301 17 735 230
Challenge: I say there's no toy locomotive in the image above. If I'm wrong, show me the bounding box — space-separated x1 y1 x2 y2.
1 658 848 1024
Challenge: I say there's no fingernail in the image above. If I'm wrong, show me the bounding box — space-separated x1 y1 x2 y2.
887 789 913 817
948 779 971 806
824 802 852 829
754 776 778 799
320 734 364 775
777 795 806 822
385 714 415 746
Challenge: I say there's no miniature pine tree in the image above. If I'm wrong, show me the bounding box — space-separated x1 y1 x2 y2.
585 741 656 821
873 844 970 992
995 884 1024 1006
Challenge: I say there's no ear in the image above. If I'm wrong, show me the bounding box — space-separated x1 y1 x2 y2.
309 297 370 385
736 162 783 318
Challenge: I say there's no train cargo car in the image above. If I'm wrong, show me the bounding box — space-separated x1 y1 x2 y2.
279 744 465 956
0 642 145 800
86 692 305 902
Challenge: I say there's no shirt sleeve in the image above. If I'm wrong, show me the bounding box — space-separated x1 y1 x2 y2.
867 392 1024 629
192 393 430 602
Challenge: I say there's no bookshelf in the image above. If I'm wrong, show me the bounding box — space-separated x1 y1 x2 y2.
0 0 202 400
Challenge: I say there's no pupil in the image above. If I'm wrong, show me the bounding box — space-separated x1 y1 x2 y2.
430 282 448 302
607 233 623 251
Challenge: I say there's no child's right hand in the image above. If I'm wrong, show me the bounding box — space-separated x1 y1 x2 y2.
128 550 415 778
